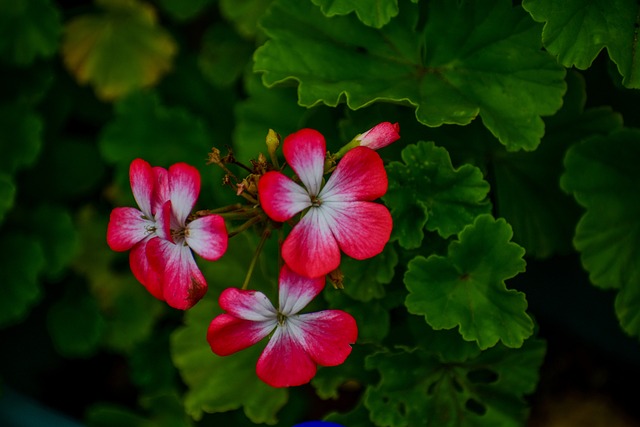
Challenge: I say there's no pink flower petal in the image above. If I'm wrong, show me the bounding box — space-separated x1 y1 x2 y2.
293 310 357 366
107 207 154 251
207 314 276 356
256 325 317 387
218 287 277 321
320 146 388 202
185 215 228 261
324 201 392 260
147 238 207 310
258 171 312 222
283 129 326 196
358 122 400 150
278 265 326 315
129 239 163 300
154 200 173 242
282 208 341 278
168 163 201 226
152 166 170 214
129 159 155 217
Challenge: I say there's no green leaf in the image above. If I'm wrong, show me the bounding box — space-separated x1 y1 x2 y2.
198 22 254 87
493 71 622 258
220 0 273 39
523 0 640 88
0 232 45 327
62 0 177 101
47 286 106 358
324 290 390 343
560 128 640 291
340 245 398 302
171 297 288 423
324 402 373 427
25 205 80 280
156 0 214 21
0 173 15 224
382 141 491 249
255 0 566 150
560 128 640 337
405 214 532 349
0 0 61 65
312 344 379 400
87 394 192 427
312 0 399 28
364 338 546 427
0 104 43 174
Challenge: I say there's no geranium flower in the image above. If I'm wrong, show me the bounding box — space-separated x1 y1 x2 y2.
258 129 393 278
146 162 228 310
107 159 169 299
207 265 357 388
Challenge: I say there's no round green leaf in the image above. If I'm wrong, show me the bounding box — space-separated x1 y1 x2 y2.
0 233 46 327
382 141 491 249
157 0 214 21
0 0 61 65
255 0 566 150
0 173 15 224
405 214 532 349
198 22 254 87
0 104 43 174
220 0 273 39
340 245 398 302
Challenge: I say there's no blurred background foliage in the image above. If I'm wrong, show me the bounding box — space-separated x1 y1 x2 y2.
1 0 640 426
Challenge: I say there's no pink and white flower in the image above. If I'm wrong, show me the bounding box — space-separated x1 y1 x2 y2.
107 159 228 310
357 122 400 150
107 159 169 299
207 265 357 388
258 129 393 278
147 162 228 310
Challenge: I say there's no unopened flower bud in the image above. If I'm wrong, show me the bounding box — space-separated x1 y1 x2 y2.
357 122 400 150
266 129 281 168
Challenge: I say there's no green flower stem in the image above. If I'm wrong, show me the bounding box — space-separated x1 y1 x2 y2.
241 226 271 290
228 214 264 238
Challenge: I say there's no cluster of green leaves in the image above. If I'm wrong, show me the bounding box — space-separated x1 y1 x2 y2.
1 0 639 426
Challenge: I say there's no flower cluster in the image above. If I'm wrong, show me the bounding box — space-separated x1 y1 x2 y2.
106 122 399 387
107 160 228 310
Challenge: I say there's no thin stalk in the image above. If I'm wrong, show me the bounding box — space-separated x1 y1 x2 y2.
241 227 271 290
228 214 263 238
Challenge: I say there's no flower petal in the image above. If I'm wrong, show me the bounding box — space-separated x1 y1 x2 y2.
154 200 173 242
278 264 325 316
256 325 317 387
186 214 228 260
258 171 311 222
323 201 392 260
207 313 276 356
152 166 170 214
147 237 207 310
292 310 357 366
358 122 400 150
129 239 163 300
218 287 277 321
283 128 326 196
168 162 200 226
320 146 387 202
282 208 341 278
107 207 154 251
130 159 155 217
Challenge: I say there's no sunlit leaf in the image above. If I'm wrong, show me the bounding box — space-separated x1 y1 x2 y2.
0 104 43 174
364 338 546 427
523 0 640 88
0 0 61 65
405 214 532 349
255 0 566 150
312 0 399 28
171 297 288 423
382 141 491 249
62 0 177 101
0 233 45 327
